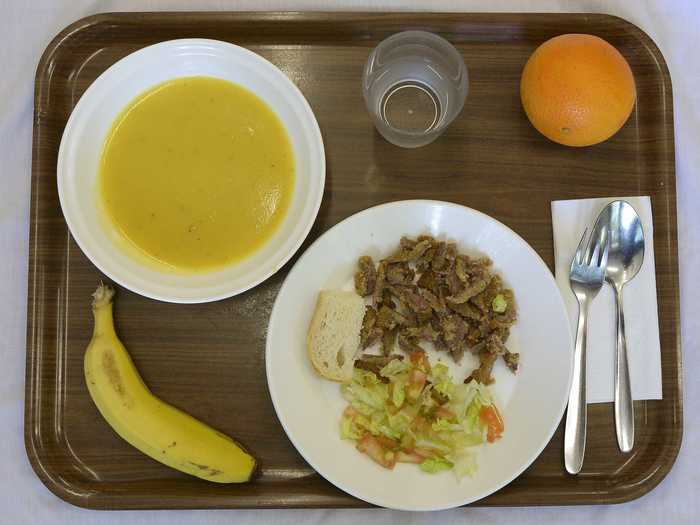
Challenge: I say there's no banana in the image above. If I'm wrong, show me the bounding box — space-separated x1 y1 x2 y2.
84 284 256 483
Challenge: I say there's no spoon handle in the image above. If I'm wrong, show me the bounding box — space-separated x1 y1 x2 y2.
564 300 588 474
614 286 634 452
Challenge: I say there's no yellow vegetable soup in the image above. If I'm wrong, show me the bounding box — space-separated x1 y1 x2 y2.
99 76 295 271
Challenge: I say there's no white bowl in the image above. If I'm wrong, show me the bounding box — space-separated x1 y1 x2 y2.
266 200 573 511
57 39 325 303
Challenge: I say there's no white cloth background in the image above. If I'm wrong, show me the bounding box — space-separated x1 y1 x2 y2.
1 1 697 524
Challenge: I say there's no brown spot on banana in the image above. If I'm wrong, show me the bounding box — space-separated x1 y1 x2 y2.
187 462 223 477
101 350 133 408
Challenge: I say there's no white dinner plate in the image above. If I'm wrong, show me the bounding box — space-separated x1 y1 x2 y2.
57 39 325 303
266 200 573 511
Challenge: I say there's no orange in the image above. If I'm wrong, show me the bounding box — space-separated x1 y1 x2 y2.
520 34 636 147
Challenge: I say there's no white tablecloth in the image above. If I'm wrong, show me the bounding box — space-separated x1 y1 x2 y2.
1 1 697 523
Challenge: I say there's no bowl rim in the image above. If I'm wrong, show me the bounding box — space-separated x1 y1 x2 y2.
57 38 325 303
265 199 574 511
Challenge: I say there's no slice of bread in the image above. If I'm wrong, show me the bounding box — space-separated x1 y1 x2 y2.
307 290 365 382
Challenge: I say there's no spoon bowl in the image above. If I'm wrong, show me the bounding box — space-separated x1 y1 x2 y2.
593 201 645 287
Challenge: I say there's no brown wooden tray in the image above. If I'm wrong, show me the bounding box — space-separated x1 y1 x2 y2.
25 12 681 510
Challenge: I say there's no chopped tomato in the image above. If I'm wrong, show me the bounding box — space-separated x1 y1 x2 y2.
413 447 434 458
406 369 427 400
376 435 400 450
480 405 504 443
385 402 400 415
357 435 396 469
435 405 456 420
343 406 358 419
409 351 431 372
400 433 416 451
411 415 431 433
396 450 424 464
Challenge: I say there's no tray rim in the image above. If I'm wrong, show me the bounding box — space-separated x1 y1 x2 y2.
25 10 682 510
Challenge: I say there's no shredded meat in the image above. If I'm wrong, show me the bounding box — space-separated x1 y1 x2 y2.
354 256 377 296
377 287 393 309
400 236 417 250
504 350 520 373
386 239 432 263
360 306 382 349
447 274 491 304
447 299 482 320
432 242 448 271
465 351 497 385
455 256 470 283
372 261 387 306
389 285 431 315
443 244 458 271
446 269 462 296
353 235 518 384
417 287 445 313
377 305 412 330
355 354 404 379
440 314 467 350
381 328 397 356
486 333 507 355
397 331 424 354
403 323 440 342
416 270 439 295
440 314 468 363
386 262 415 285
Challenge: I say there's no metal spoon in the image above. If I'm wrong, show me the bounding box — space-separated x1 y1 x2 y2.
590 200 645 453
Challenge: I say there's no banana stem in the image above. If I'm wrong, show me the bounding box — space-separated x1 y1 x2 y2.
92 284 116 338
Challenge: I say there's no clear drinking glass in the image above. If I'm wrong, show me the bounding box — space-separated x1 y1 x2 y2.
362 31 469 148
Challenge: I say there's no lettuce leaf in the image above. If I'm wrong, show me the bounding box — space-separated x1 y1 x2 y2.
340 416 363 440
430 363 456 400
339 352 502 478
420 457 454 474
492 294 507 313
451 451 478 480
392 380 406 408
380 359 410 378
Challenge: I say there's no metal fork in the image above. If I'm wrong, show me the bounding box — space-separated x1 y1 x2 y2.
564 227 609 474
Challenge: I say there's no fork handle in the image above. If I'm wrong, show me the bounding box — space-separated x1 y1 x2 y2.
614 285 634 452
564 300 588 474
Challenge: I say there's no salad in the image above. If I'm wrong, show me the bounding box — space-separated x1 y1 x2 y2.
340 351 504 479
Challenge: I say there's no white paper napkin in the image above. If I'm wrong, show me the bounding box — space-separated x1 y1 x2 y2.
551 196 662 404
